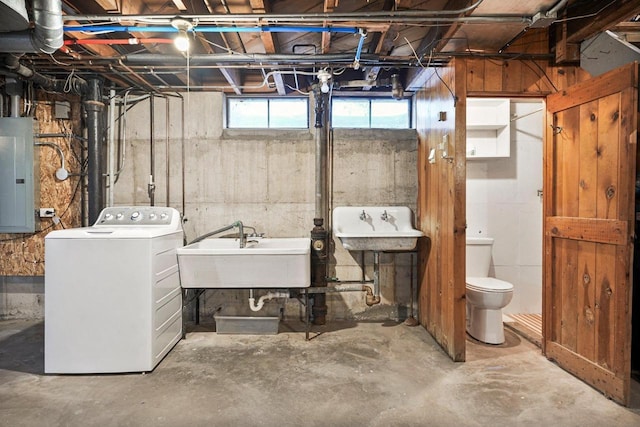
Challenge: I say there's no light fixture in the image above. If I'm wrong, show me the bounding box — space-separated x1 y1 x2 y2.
171 18 193 52
317 69 332 94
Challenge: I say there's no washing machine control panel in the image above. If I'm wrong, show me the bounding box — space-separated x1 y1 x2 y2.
95 207 180 227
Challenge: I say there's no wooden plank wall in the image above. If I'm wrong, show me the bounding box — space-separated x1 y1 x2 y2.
416 59 467 361
0 93 83 276
415 29 592 361
466 29 591 98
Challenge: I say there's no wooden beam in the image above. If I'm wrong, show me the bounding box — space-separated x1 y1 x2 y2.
415 0 471 56
565 0 640 43
555 21 580 64
321 0 339 54
177 0 253 91
272 73 286 95
249 0 276 53
220 68 242 95
362 66 381 91
610 22 640 43
249 0 285 94
405 67 433 91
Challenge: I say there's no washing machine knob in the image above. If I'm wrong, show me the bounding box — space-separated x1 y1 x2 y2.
131 211 141 221
104 213 113 220
116 213 124 220
149 213 157 220
160 213 168 220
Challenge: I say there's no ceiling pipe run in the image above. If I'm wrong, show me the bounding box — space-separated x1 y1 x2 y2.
64 38 173 46
63 25 360 34
62 0 490 24
0 0 63 54
62 15 529 25
123 53 380 65
1 53 87 94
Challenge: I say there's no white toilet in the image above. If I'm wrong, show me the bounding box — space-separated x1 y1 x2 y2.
466 237 514 344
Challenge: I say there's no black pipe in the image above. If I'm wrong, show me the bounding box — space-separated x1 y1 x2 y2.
85 78 105 224
311 88 329 325
2 54 87 94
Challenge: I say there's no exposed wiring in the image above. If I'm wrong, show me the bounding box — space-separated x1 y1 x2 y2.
49 53 71 67
432 66 457 105
285 84 310 95
0 162 84 243
63 69 78 93
404 36 424 67
553 0 616 23
522 60 559 92
404 36 457 104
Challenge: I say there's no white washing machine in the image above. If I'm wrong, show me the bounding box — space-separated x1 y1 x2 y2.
44 206 184 374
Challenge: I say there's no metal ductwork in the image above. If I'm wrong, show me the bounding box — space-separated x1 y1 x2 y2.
581 30 640 77
0 0 29 31
0 0 63 54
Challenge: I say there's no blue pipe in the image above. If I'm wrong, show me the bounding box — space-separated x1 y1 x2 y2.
354 30 366 68
63 25 359 34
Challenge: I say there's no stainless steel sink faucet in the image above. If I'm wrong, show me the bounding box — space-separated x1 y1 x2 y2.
359 210 367 221
381 210 389 222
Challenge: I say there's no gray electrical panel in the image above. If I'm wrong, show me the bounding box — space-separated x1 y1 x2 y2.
0 117 37 233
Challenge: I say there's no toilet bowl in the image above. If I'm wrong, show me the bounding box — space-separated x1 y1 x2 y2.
466 237 514 344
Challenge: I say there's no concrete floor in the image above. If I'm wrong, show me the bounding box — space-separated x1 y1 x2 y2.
1 319 639 427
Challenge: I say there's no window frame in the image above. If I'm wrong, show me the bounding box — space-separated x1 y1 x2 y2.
330 96 412 129
225 95 310 129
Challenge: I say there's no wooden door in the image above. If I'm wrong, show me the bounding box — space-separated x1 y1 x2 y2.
544 63 638 405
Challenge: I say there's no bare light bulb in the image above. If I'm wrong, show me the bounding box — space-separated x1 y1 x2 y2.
317 69 332 94
171 18 193 52
174 30 190 52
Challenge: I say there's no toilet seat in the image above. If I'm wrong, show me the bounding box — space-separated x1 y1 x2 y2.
466 277 513 293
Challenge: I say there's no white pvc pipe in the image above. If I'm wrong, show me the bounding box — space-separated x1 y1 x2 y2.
248 291 289 312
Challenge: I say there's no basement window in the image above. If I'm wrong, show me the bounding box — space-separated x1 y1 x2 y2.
331 98 411 129
226 97 309 128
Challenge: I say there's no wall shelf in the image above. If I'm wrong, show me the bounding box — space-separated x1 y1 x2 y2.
466 98 510 159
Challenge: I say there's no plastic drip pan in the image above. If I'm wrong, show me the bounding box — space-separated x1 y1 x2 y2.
214 315 280 335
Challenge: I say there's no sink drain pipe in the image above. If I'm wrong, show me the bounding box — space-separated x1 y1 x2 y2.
325 250 381 306
249 290 290 312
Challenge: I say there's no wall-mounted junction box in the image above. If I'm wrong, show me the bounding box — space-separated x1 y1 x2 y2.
0 117 38 233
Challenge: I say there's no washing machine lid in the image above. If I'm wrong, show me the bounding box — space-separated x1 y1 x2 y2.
45 207 184 239
45 227 183 239
466 277 513 292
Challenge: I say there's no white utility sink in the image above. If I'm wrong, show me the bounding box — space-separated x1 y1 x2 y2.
177 237 311 288
332 206 423 251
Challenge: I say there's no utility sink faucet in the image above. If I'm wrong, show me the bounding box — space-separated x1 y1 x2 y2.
381 210 389 222
359 210 367 221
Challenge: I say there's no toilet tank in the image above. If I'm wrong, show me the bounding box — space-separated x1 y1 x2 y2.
465 237 494 277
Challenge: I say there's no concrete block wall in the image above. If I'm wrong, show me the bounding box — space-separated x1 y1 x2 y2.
114 92 418 322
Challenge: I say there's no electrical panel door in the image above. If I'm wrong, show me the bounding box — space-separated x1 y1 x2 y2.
0 117 36 233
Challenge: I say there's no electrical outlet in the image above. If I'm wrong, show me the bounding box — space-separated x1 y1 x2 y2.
40 208 55 218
